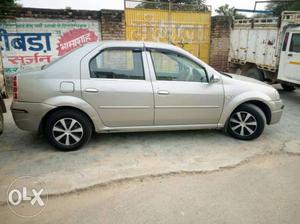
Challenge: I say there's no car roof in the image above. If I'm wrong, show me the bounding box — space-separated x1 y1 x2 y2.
84 40 180 51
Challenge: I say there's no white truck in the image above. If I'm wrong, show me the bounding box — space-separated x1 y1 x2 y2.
229 11 300 91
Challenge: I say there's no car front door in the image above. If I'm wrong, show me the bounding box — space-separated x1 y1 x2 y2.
81 47 154 127
146 49 224 125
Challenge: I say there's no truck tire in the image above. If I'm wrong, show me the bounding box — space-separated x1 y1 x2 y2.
281 84 295 91
44 109 92 151
227 104 266 140
242 67 264 81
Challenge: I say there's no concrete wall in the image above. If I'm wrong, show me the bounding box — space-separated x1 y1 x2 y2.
209 16 232 72
1 18 101 77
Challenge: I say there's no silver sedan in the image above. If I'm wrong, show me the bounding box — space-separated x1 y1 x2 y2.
11 41 284 151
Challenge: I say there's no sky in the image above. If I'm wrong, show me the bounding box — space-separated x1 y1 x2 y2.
18 0 267 15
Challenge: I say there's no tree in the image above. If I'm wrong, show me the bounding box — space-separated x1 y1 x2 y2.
0 0 17 7
0 0 21 18
266 0 300 16
135 0 207 11
215 4 247 19
215 4 235 16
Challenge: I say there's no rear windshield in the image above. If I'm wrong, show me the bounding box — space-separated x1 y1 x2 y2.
42 46 82 70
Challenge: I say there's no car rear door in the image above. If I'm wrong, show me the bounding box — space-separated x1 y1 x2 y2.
80 45 154 127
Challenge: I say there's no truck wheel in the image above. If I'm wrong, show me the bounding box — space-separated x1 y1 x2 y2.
281 84 295 91
45 109 92 151
243 67 264 81
227 104 266 140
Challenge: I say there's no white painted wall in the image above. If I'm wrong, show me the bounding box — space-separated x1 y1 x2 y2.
0 18 101 76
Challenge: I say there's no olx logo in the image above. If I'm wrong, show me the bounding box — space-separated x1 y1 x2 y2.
7 176 48 218
8 187 44 206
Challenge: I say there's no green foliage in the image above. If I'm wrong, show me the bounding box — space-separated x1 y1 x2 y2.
215 4 247 19
135 0 207 11
267 1 300 16
0 0 17 7
215 4 234 16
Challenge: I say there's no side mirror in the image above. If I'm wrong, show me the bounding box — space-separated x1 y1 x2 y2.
209 75 220 84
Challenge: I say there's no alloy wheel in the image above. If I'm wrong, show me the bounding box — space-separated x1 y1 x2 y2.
52 118 83 146
229 111 258 137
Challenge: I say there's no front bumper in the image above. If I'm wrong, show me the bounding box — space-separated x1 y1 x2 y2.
269 100 284 124
11 101 55 131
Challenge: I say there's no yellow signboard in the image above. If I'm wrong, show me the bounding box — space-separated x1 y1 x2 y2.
125 8 211 62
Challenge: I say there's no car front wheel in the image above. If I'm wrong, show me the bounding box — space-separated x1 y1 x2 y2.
45 109 92 151
227 104 266 140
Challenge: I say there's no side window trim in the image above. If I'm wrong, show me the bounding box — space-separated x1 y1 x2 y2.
282 32 289 52
147 48 209 83
89 47 146 80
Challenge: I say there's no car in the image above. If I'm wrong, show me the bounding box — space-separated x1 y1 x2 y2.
11 41 284 151
0 91 6 135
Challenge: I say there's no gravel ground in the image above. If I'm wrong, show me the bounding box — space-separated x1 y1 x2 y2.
0 86 299 202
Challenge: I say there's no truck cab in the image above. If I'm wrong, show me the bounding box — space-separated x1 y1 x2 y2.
278 26 300 87
229 11 300 90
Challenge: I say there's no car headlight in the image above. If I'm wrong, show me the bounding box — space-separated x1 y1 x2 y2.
274 89 280 100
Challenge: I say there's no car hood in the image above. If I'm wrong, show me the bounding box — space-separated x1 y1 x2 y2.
223 73 270 87
221 72 279 101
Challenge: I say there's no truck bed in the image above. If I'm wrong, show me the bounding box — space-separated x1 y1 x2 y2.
229 17 280 72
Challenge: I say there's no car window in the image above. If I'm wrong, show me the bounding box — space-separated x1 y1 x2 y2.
150 51 208 82
289 33 300 52
90 49 144 80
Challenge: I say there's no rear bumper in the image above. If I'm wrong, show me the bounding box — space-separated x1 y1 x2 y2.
11 101 55 131
269 100 284 125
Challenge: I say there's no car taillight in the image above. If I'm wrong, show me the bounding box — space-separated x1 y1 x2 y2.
13 75 18 100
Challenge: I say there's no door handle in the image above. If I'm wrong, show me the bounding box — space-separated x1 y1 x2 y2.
157 90 170 95
288 53 293 57
84 88 99 93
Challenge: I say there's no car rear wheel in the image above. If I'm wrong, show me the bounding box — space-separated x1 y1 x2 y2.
227 104 266 140
45 109 92 151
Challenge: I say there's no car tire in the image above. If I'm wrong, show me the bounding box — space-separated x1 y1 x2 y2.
227 104 266 140
281 83 295 91
0 111 3 135
44 109 92 151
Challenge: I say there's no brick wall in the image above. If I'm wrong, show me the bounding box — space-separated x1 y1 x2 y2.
0 7 100 20
209 16 232 72
100 10 125 40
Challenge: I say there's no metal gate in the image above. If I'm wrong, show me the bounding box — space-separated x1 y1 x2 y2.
125 0 211 62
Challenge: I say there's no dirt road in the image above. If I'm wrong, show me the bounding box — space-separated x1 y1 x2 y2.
1 153 300 224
